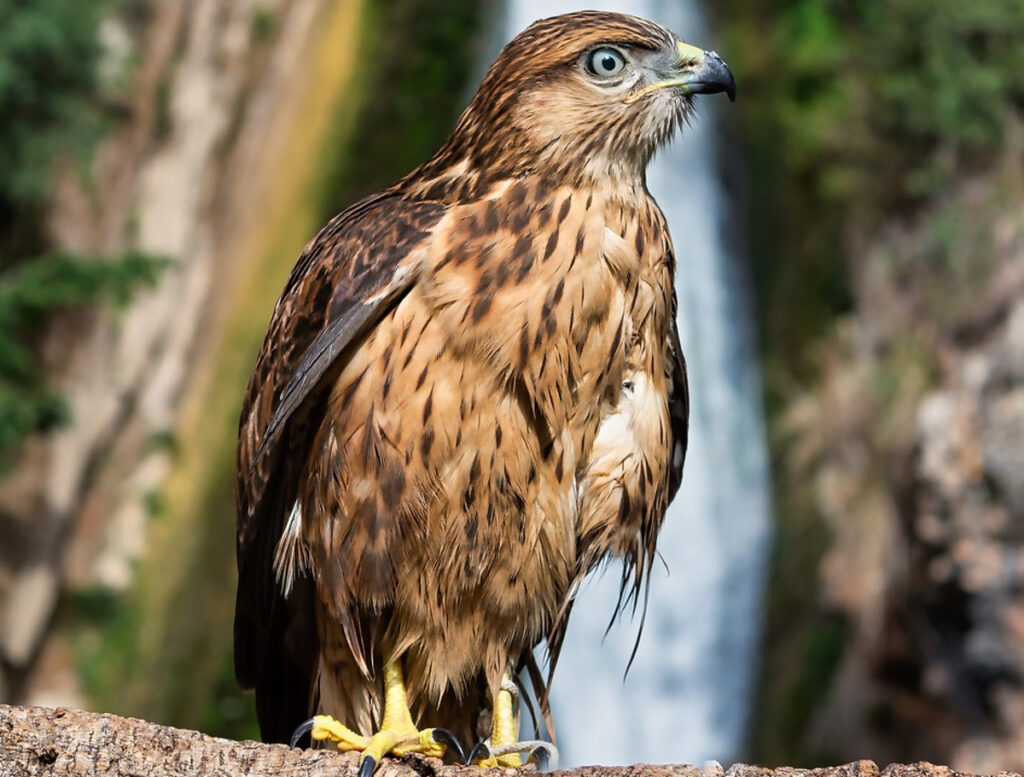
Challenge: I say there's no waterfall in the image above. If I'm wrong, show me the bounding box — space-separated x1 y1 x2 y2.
494 0 773 767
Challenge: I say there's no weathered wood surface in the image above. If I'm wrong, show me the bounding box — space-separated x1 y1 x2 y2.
0 705 1019 777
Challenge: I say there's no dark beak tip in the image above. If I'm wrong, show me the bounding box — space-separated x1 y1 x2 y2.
709 51 737 102
689 50 737 102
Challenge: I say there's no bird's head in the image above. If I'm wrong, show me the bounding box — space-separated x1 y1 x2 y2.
420 11 735 190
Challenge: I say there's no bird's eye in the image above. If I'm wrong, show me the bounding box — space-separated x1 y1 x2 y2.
585 47 627 78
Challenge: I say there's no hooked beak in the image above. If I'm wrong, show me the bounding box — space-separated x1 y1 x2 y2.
674 41 736 102
626 40 736 104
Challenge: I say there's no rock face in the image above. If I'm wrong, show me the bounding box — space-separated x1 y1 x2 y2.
0 705 1018 777
761 149 1024 772
900 299 1024 770
0 0 333 704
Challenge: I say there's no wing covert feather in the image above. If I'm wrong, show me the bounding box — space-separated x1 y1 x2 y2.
236 193 444 540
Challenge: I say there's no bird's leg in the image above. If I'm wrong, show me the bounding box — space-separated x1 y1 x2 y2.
295 660 464 777
473 674 524 767
469 674 558 770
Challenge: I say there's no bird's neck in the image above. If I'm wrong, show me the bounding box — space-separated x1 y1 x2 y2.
403 145 650 204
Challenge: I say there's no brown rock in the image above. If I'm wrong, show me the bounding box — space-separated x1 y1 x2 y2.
0 706 1018 777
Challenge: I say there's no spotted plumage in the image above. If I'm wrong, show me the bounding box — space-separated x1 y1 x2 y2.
235 10 734 754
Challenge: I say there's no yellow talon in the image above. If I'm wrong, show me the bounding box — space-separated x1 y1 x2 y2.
311 661 458 775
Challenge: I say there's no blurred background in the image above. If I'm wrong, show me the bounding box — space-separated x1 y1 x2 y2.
1 0 1023 772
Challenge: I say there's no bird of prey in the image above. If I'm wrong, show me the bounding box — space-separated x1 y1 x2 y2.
234 10 734 773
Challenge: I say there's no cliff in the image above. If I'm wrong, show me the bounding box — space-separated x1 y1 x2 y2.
714 0 1024 770
761 148 1024 772
0 0 364 710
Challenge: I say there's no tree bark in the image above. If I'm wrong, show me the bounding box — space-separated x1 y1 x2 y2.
0 705 1018 777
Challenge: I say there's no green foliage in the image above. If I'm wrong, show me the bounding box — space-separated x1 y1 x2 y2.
63 585 133 703
0 0 107 244
719 0 1024 384
0 251 169 470
777 617 848 760
250 6 276 43
778 0 1024 205
318 0 490 210
0 0 170 470
751 449 839 764
197 622 261 742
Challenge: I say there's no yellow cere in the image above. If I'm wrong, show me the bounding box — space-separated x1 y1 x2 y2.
623 40 707 104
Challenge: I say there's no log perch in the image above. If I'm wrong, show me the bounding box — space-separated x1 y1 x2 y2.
0 705 1019 777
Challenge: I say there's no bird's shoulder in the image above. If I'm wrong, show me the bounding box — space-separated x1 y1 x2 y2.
236 188 448 537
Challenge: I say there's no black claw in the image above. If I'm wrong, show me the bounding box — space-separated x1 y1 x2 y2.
359 755 377 777
528 746 550 773
466 741 491 766
431 728 467 764
289 718 316 748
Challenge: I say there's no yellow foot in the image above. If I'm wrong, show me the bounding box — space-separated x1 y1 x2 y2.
308 714 367 750
470 675 558 770
470 739 559 771
473 741 522 769
306 714 460 776
290 661 464 776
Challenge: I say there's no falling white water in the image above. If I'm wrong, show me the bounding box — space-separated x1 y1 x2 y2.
494 0 773 767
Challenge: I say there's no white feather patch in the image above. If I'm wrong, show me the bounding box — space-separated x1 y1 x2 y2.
273 501 311 598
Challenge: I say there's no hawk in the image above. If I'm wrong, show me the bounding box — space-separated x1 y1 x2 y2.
234 10 735 773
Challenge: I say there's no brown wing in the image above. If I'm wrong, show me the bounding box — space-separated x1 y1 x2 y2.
233 190 446 743
666 314 689 498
